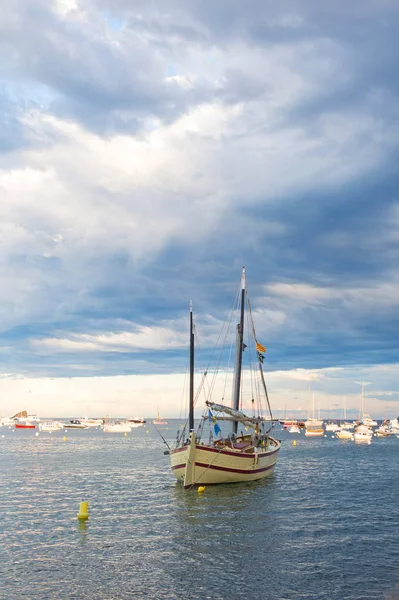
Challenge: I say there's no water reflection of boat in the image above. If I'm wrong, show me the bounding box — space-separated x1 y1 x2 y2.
169 268 280 488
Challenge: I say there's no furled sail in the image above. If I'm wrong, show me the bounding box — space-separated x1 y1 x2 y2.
205 401 261 427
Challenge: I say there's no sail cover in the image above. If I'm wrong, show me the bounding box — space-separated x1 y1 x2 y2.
205 401 261 426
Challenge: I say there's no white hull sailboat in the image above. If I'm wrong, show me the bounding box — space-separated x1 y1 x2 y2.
169 268 280 489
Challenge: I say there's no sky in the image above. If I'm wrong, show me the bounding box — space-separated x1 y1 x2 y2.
1 0 399 419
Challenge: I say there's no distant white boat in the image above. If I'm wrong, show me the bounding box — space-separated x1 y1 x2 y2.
64 420 89 429
325 422 340 432
354 425 373 444
80 417 104 428
335 429 353 440
340 421 355 430
374 425 393 437
389 417 399 434
361 414 378 428
288 424 300 434
103 422 131 433
126 416 146 427
0 416 15 427
39 421 64 432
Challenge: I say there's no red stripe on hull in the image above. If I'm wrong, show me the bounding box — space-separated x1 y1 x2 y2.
171 460 276 476
194 461 276 475
170 444 279 459
15 424 36 429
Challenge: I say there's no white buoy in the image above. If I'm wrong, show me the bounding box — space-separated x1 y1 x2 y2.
35 432 39 437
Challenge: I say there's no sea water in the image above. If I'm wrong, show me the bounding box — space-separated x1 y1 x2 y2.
1 423 398 599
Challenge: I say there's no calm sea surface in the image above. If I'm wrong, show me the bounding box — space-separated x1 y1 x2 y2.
1 422 399 600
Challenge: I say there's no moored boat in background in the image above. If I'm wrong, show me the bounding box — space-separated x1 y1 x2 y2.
103 422 131 433
39 421 64 432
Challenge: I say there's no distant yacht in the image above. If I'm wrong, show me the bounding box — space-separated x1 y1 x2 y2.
103 422 131 433
288 424 300 434
39 421 64 432
336 429 353 440
325 421 340 432
361 414 378 428
126 416 146 427
80 417 104 428
64 419 89 429
353 424 373 444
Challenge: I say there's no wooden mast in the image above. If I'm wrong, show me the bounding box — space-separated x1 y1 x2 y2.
232 267 246 435
189 301 194 432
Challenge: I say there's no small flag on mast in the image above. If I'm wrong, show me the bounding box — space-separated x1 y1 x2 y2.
256 341 266 353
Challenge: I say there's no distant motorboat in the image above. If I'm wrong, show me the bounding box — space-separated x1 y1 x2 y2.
389 417 399 434
361 414 378 428
126 416 146 427
354 425 373 444
280 419 297 429
0 416 15 427
340 421 355 430
80 417 104 428
325 421 340 432
15 421 36 429
288 424 300 434
103 422 131 433
39 421 64 432
374 424 393 437
13 412 40 424
335 429 353 440
64 420 89 429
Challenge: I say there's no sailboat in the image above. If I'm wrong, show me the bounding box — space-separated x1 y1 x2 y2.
304 392 324 437
153 408 167 425
169 267 280 489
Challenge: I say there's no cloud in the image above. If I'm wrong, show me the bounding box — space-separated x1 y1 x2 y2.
0 0 399 417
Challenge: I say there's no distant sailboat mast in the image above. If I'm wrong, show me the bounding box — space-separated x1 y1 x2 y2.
232 267 246 435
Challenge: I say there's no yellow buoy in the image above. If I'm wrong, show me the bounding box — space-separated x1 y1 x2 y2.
77 501 89 520
62 436 67 441
124 432 127 437
197 486 206 493
293 439 297 446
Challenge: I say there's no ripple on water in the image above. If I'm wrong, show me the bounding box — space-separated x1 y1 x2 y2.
1 426 398 599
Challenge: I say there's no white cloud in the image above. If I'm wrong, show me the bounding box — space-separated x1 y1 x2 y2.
1 363 398 419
